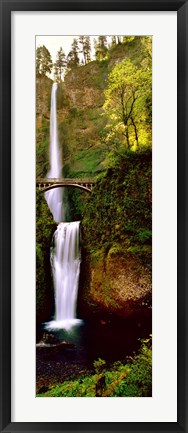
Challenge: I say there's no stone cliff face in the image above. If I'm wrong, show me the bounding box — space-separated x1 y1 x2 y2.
64 63 105 109
36 76 52 115
65 86 103 109
78 250 151 320
79 149 152 321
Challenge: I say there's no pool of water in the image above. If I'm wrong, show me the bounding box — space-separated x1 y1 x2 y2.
37 313 151 364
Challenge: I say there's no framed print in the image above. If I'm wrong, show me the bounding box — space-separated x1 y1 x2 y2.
0 0 187 432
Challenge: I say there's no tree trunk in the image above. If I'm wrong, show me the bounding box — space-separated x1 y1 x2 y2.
125 126 130 149
131 117 139 145
121 91 130 149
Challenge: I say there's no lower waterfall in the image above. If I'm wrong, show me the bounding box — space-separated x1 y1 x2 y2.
45 221 82 330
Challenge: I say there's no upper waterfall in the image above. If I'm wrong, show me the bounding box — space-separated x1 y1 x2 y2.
45 82 64 222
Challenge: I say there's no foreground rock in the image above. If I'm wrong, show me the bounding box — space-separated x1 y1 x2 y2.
79 251 151 320
36 332 75 348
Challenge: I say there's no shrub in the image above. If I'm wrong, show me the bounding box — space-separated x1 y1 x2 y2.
37 337 152 397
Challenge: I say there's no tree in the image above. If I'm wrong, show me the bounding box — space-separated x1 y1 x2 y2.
122 36 135 44
79 36 86 64
79 36 91 64
67 38 80 68
103 58 152 149
140 36 152 70
110 36 117 48
116 36 122 44
53 47 66 81
140 37 152 128
84 36 91 63
94 36 108 61
36 45 52 77
109 36 123 48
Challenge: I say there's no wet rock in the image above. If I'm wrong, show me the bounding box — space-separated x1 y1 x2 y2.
42 332 59 345
36 333 75 349
60 341 75 349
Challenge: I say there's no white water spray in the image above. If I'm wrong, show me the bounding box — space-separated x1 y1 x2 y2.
47 222 82 330
45 83 82 330
45 82 64 223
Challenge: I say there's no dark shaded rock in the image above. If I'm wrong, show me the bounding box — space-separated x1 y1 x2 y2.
36 333 75 349
42 332 59 345
60 341 75 349
38 385 49 394
78 250 152 320
96 374 106 397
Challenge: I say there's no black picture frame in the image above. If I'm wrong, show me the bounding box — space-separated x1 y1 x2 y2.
0 0 187 432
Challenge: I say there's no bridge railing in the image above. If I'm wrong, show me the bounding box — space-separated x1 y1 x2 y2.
36 178 96 185
36 177 96 193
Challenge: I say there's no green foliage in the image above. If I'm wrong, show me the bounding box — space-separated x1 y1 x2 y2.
36 118 50 177
60 103 108 185
54 47 66 82
93 358 106 373
137 228 152 243
56 83 69 110
36 45 53 77
123 36 136 44
36 190 56 323
67 38 80 68
37 337 152 397
107 243 126 257
115 337 152 397
36 75 53 115
103 57 152 149
79 36 91 65
91 59 108 89
110 35 117 48
94 36 108 61
82 148 152 256
64 188 87 222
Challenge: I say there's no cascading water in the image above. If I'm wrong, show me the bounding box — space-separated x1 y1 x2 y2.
45 82 64 223
45 83 82 330
47 221 82 330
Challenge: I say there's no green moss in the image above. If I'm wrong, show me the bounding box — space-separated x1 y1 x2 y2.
82 148 152 261
36 190 56 323
37 337 152 397
107 243 126 257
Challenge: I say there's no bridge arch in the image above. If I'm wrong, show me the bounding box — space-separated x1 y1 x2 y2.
41 183 92 193
36 178 95 193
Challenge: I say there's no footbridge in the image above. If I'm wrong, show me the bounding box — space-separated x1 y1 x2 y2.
36 178 96 193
